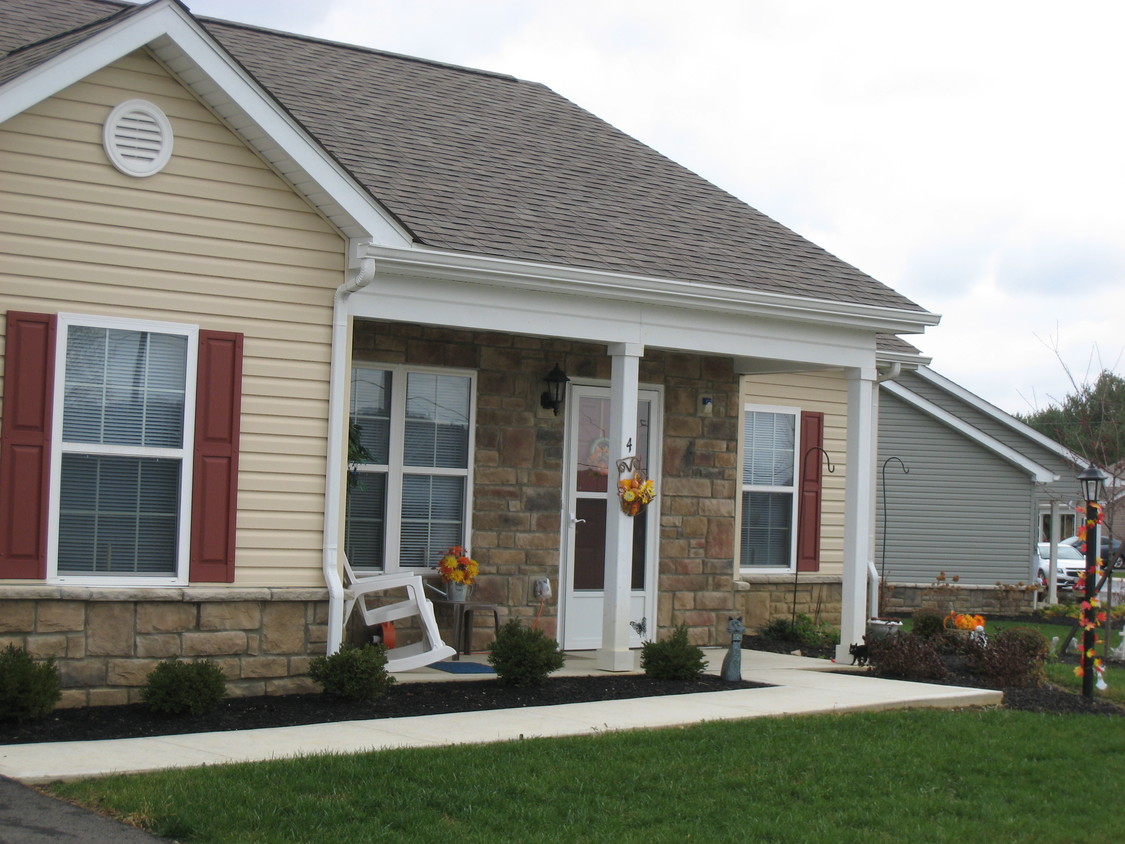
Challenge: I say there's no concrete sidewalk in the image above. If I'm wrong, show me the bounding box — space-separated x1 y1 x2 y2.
0 650 1000 785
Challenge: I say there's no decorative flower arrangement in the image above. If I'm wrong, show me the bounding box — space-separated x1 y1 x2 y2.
438 546 478 585
946 611 985 631
616 457 655 517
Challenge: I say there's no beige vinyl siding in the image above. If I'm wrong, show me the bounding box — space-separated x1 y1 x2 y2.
0 50 346 587
739 370 848 573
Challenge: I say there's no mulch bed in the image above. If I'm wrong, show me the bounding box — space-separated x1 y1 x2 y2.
5 614 1122 745
0 674 765 746
745 616 1125 720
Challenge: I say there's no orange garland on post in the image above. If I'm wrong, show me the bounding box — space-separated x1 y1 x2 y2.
1072 502 1107 690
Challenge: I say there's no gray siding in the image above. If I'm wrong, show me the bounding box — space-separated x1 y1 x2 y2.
876 392 1039 586
897 371 1080 505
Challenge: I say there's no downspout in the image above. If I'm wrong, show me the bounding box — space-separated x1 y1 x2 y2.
323 246 376 654
876 362 902 384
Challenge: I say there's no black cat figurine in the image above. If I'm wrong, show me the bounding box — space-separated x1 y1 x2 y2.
849 642 870 667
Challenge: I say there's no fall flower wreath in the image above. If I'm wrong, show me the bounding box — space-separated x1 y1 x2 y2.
616 456 656 517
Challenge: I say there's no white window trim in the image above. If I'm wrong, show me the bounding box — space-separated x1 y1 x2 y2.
46 313 198 586
739 402 801 574
349 362 476 574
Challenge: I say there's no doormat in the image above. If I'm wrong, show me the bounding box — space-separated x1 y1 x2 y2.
432 661 496 674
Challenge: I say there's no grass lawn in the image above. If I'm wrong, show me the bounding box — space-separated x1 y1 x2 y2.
51 708 1125 843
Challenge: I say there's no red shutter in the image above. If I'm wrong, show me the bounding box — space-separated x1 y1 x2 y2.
0 312 56 579
189 330 243 583
796 411 825 572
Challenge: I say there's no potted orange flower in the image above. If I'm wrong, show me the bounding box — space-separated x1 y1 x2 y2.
438 546 478 601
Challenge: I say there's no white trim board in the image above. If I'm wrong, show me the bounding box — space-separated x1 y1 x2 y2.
914 367 1084 467
880 380 1058 484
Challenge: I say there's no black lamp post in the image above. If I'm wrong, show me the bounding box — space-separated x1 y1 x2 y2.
1077 464 1108 699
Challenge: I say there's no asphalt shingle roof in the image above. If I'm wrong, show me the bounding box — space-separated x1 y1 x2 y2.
2 0 928 314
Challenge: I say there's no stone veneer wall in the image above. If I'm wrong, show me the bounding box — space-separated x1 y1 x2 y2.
353 320 741 647
733 577 1037 635
880 582 1038 616
0 588 327 708
735 575 843 631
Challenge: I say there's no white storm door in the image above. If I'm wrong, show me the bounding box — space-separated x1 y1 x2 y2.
561 386 660 650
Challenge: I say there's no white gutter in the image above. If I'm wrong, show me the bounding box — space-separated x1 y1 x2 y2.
877 362 902 383
322 246 377 654
365 244 942 335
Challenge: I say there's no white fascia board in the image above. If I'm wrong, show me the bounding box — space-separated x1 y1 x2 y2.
0 0 408 246
354 260 881 369
363 244 941 335
876 348 933 369
914 367 1084 466
881 380 1059 483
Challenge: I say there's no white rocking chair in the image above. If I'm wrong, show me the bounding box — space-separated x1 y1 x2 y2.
342 561 456 672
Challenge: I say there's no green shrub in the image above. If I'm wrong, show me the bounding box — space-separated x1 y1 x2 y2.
0 644 61 723
141 659 227 716
967 627 1050 688
640 625 706 681
309 644 395 701
866 634 947 682
760 613 839 650
911 607 946 641
487 620 565 687
1036 603 1079 620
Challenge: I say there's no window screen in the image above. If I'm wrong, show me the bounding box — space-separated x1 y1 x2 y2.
57 324 188 576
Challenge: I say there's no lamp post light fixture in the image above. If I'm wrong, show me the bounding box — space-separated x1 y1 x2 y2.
1077 464 1108 699
539 363 570 416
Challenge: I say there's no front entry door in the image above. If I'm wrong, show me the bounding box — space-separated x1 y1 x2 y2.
561 386 660 650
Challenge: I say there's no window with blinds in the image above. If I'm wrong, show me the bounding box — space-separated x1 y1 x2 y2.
740 407 799 569
346 364 474 572
53 317 196 578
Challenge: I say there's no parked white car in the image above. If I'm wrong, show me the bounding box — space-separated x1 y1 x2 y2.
1036 542 1088 591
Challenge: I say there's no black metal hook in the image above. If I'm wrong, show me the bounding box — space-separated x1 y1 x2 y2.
792 447 836 627
878 457 910 616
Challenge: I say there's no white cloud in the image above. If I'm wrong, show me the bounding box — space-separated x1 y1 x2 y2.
186 0 1125 413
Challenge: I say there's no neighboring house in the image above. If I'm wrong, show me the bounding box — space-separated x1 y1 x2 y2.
0 0 939 705
875 366 1083 612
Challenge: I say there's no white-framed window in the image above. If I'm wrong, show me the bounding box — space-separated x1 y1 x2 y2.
47 314 198 584
740 404 800 571
346 363 475 572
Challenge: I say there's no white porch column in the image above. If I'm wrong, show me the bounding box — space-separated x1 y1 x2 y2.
836 365 877 662
599 342 643 671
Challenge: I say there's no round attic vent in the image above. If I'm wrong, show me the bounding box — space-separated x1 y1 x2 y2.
103 99 173 177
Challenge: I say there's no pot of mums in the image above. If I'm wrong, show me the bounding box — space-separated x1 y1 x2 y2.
438 546 478 601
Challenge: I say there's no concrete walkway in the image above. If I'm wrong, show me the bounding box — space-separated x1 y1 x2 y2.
0 650 1000 785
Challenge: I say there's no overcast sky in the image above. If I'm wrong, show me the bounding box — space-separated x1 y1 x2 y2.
185 0 1125 416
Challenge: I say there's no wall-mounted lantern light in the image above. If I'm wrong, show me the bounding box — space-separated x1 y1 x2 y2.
540 363 570 415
